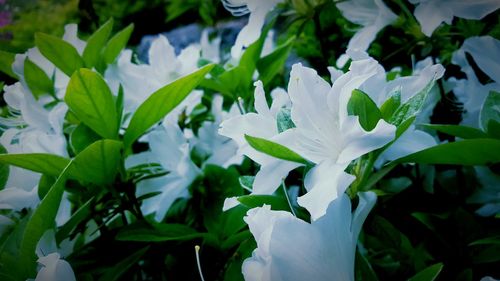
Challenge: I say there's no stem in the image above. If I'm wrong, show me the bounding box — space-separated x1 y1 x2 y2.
282 180 297 217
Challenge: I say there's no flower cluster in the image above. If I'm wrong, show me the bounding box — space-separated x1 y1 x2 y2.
0 0 499 280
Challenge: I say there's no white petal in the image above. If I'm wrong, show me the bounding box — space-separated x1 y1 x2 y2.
337 116 396 163
298 161 354 220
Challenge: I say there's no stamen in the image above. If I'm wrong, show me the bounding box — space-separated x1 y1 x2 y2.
194 245 206 281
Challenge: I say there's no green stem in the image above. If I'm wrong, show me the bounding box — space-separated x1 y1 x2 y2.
282 180 297 217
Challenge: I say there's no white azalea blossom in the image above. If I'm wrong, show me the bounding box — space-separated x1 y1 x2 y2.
242 192 377 281
409 0 500 36
190 95 243 168
336 0 398 52
222 0 284 58
219 81 300 196
451 36 500 127
31 230 76 281
278 63 395 219
126 122 201 221
105 32 219 122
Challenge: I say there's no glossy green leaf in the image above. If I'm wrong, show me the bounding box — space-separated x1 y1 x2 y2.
237 194 291 211
257 36 295 84
390 79 435 126
421 124 489 139
0 144 9 190
244 134 308 164
69 123 102 154
348 89 382 131
67 139 123 185
408 263 443 281
56 197 94 244
19 162 72 278
65 68 119 139
23 58 54 98
97 246 150 281
35 32 84 77
380 88 401 121
0 50 17 78
395 138 500 165
124 64 214 149
116 222 206 242
0 153 70 177
82 18 114 68
103 23 134 65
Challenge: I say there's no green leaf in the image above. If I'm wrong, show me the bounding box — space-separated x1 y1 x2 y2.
23 58 54 98
56 197 94 244
356 250 379 281
97 246 150 281
257 36 295 84
223 238 256 281
480 91 500 135
244 134 308 164
239 175 255 191
19 162 72 278
380 88 401 121
124 64 214 149
0 144 9 190
468 235 500 246
390 79 435 126
237 194 291 211
69 123 102 154
65 68 119 139
0 50 18 79
37 174 56 200
116 222 207 242
103 23 134 65
67 139 123 186
82 18 114 69
348 89 382 131
395 138 500 165
276 107 295 133
35 32 84 77
421 124 489 139
408 263 443 281
0 153 70 177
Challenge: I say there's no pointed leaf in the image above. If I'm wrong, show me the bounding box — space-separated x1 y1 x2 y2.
35 32 84 77
408 263 443 281
0 153 70 177
421 124 489 139
480 91 500 135
394 138 500 165
82 18 114 68
18 162 72 278
348 89 382 131
257 36 295 84
124 64 214 149
390 79 435 126
67 139 123 185
24 58 54 98
244 134 308 164
65 68 119 139
103 23 134 65
380 88 401 121
0 50 17 79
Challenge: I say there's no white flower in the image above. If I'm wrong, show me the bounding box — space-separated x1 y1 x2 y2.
409 0 500 36
190 95 243 168
222 0 284 58
242 192 377 281
219 81 301 195
336 0 397 52
0 186 39 211
33 230 76 281
34 253 76 281
451 36 500 127
279 63 395 219
105 33 215 122
126 123 201 221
